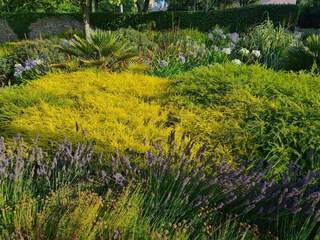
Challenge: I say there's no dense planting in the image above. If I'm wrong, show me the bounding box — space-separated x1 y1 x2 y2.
0 70 176 154
1 64 320 174
0 135 319 239
0 17 319 239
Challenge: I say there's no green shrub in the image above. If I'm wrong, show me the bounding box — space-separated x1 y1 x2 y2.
144 29 228 77
115 28 157 49
281 34 320 71
91 5 299 33
170 63 320 171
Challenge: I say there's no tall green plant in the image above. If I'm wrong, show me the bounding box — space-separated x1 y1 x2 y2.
238 21 295 69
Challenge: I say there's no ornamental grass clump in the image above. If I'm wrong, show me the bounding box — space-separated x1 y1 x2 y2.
237 21 295 69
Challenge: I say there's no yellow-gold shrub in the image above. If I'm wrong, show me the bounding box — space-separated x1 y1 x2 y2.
0 69 182 154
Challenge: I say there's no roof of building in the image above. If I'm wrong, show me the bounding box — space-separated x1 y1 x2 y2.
260 0 296 4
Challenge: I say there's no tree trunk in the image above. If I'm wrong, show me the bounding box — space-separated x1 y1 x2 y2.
82 0 92 40
143 0 150 12
92 0 99 12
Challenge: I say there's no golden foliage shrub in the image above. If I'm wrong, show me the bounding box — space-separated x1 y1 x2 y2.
0 69 182 154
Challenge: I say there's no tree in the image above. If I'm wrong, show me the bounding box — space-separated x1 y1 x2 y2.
68 0 92 40
0 0 60 12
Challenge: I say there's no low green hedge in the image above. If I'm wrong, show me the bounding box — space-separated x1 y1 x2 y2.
298 7 320 28
1 4 299 39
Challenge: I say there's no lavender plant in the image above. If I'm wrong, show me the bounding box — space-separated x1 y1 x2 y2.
109 132 320 239
0 133 319 239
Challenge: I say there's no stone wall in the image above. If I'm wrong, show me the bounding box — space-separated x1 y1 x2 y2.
0 19 17 43
29 16 83 39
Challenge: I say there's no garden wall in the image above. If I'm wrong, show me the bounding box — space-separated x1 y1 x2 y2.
0 19 17 43
28 16 83 39
0 4 299 43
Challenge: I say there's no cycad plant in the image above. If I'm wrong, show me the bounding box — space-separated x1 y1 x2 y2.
281 34 320 71
60 30 138 70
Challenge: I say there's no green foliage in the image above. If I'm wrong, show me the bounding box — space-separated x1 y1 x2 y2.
59 30 138 69
92 5 299 32
298 0 320 8
237 21 296 69
281 34 320 71
116 27 156 49
0 0 57 12
149 30 222 76
170 64 320 171
1 5 299 39
0 39 71 85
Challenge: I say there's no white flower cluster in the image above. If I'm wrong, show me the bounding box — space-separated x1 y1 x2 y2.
222 48 232 55
232 59 242 65
239 48 261 58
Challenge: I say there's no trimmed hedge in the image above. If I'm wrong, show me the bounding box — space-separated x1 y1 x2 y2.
1 4 299 39
91 5 299 32
298 7 320 28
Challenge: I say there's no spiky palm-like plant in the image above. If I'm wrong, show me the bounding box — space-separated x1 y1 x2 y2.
60 30 138 69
